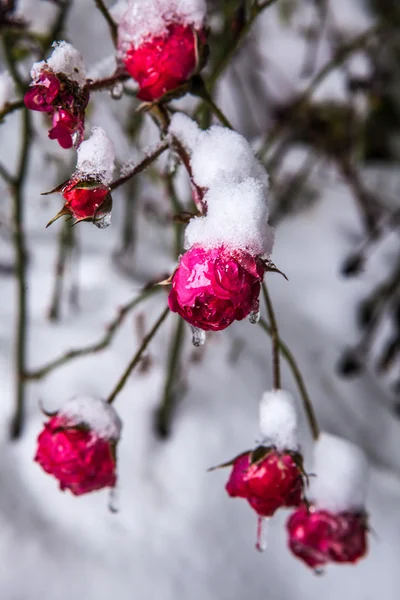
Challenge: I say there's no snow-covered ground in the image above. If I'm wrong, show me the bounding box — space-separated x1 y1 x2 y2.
1 1 400 599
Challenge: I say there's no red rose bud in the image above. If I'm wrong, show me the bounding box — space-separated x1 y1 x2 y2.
168 245 263 331
122 23 206 101
287 504 368 570
46 177 112 228
225 447 304 518
35 397 122 496
24 70 60 112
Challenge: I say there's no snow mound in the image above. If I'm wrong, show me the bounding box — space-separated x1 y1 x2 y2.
258 389 299 452
190 125 269 189
184 176 273 256
59 396 122 440
169 112 201 153
76 127 116 185
31 41 86 87
310 432 369 512
118 0 206 53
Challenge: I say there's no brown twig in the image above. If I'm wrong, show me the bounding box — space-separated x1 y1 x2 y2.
93 0 118 47
25 285 161 380
110 141 169 190
106 306 170 404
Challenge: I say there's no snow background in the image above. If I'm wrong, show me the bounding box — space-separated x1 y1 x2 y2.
1 1 400 599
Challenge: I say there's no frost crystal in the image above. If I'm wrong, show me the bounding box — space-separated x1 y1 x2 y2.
76 127 116 184
0 71 14 110
59 396 122 441
258 390 298 452
118 0 206 53
310 433 369 513
31 41 86 87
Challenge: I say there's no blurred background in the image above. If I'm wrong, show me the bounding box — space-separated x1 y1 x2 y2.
1 0 400 598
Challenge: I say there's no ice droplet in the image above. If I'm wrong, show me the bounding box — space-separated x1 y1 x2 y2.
108 486 119 514
190 325 205 347
166 149 179 175
255 516 270 552
248 298 260 324
248 308 260 324
94 212 112 229
110 82 124 100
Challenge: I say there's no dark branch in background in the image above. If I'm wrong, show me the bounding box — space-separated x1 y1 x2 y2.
0 99 24 122
106 307 170 404
25 284 162 380
47 220 75 321
93 0 118 47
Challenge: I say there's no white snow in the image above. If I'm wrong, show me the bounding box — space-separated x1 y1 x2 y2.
169 112 201 153
258 389 299 452
184 176 273 255
117 0 206 54
59 396 122 441
76 127 116 185
31 41 86 87
310 432 369 513
190 126 269 189
0 71 14 111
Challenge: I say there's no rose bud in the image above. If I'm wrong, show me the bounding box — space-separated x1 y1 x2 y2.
117 0 207 101
168 245 263 331
24 42 89 148
287 433 369 570
45 127 115 228
35 396 122 496
213 391 305 550
226 447 304 517
287 505 368 569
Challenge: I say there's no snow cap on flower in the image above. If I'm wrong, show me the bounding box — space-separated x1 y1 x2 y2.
185 177 273 256
169 112 201 153
190 125 268 189
117 0 206 53
310 433 369 513
76 127 116 185
59 395 122 440
35 396 121 496
259 390 298 452
31 41 86 87
0 70 15 111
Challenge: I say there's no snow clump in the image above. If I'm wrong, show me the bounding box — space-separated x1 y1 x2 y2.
76 127 116 184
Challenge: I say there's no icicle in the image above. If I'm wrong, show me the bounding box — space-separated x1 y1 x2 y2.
255 516 270 552
110 82 124 100
248 297 260 324
108 486 119 514
190 325 205 347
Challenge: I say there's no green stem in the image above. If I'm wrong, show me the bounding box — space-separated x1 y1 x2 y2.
262 282 281 389
106 307 170 404
192 77 233 129
258 317 320 440
155 315 185 438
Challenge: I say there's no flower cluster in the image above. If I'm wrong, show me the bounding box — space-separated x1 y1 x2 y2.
168 116 274 336
24 42 88 148
35 396 122 496
117 0 207 101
